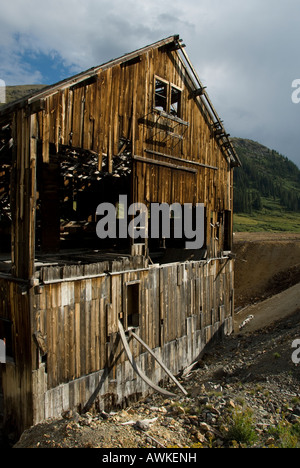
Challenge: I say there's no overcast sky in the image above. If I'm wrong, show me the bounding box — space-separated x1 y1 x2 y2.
1 0 300 167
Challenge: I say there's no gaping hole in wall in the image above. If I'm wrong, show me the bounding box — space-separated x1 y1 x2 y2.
0 124 12 259
36 143 132 255
126 283 140 328
147 205 208 263
0 318 13 362
148 206 185 253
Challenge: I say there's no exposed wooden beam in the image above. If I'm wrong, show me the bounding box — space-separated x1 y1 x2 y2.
133 155 197 174
193 87 206 97
145 149 218 171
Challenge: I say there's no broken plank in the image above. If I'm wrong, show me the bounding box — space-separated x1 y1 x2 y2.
129 330 187 396
118 320 176 398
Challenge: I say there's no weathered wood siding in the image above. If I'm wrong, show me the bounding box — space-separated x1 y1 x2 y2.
0 279 33 433
31 257 234 423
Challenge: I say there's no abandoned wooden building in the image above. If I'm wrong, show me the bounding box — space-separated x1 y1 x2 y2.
0 35 240 438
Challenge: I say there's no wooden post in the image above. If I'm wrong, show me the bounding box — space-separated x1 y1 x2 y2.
11 110 37 280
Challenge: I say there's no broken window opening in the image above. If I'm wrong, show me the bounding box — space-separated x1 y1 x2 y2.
154 78 182 119
147 204 208 264
170 86 181 118
35 144 132 256
0 317 13 362
41 353 48 373
147 204 201 254
127 283 140 328
155 78 168 112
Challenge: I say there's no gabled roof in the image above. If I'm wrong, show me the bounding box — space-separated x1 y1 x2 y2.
0 35 240 167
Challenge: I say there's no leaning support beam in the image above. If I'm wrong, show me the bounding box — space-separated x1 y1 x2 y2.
118 320 177 398
129 330 188 396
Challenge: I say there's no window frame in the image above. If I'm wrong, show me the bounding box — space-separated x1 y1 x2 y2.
154 76 182 119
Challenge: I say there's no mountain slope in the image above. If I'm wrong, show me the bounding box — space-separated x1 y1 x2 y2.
231 138 300 232
0 84 48 107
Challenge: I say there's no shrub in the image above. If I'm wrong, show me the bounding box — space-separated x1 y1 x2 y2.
226 408 257 446
268 420 300 448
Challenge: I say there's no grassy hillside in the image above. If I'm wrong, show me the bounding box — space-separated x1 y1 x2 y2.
0 84 48 107
232 138 300 232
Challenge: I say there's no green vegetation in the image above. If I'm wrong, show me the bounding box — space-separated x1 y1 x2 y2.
268 419 300 448
232 138 300 232
226 407 257 446
233 209 300 233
